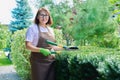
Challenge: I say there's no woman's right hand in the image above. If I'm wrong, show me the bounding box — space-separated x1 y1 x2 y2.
40 48 51 56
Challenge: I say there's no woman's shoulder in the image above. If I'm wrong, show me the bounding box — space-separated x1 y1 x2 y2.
26 24 38 33
29 24 37 28
27 24 38 30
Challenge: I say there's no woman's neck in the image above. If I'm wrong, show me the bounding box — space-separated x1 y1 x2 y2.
39 24 46 27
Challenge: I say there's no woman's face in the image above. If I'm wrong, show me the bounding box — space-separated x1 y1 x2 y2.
38 10 49 25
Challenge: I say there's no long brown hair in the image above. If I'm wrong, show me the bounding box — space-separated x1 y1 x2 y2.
34 7 53 26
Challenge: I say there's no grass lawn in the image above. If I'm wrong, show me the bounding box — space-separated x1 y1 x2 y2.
0 51 12 66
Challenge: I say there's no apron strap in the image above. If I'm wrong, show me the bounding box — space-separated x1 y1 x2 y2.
37 24 41 37
37 24 56 42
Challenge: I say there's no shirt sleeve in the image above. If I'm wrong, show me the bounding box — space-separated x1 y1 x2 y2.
25 26 34 42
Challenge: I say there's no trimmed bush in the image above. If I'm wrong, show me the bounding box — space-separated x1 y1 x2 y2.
55 53 70 80
55 47 120 80
11 29 31 80
0 24 11 50
54 29 66 45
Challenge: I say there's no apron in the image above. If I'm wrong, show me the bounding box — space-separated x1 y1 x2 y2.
30 25 56 80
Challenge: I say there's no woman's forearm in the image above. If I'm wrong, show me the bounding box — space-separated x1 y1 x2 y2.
25 41 40 52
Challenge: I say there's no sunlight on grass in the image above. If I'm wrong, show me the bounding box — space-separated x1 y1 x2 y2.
0 51 12 66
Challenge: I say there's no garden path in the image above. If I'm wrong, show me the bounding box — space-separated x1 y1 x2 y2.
0 65 21 80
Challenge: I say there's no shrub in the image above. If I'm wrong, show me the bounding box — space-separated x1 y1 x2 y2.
11 29 31 80
101 54 120 80
55 46 120 80
0 24 11 50
54 29 66 45
55 53 70 80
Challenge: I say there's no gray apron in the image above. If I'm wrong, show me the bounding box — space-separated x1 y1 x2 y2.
30 26 56 80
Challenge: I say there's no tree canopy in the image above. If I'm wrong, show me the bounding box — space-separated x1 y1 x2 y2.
10 0 33 32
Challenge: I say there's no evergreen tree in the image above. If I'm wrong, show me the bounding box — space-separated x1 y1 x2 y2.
10 0 33 32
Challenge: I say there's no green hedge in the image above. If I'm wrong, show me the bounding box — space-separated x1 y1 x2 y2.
0 24 11 49
55 47 120 80
11 29 31 80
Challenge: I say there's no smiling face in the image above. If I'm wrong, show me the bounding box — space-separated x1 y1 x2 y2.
38 10 49 26
34 7 53 26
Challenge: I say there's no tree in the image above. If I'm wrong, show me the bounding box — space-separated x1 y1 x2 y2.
50 1 74 46
10 0 33 32
71 0 118 46
31 0 53 8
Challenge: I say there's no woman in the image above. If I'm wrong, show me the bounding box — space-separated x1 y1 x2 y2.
25 7 63 80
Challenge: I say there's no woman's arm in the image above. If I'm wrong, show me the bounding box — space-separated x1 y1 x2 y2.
26 41 52 56
25 41 40 52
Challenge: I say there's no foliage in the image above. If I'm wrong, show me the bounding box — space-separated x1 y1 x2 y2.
72 0 117 46
109 0 120 24
90 33 120 48
10 0 33 33
50 1 74 46
69 56 100 80
54 29 66 45
0 24 11 49
11 29 31 80
55 46 120 80
30 0 53 8
102 55 120 80
32 0 119 47
55 53 70 80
